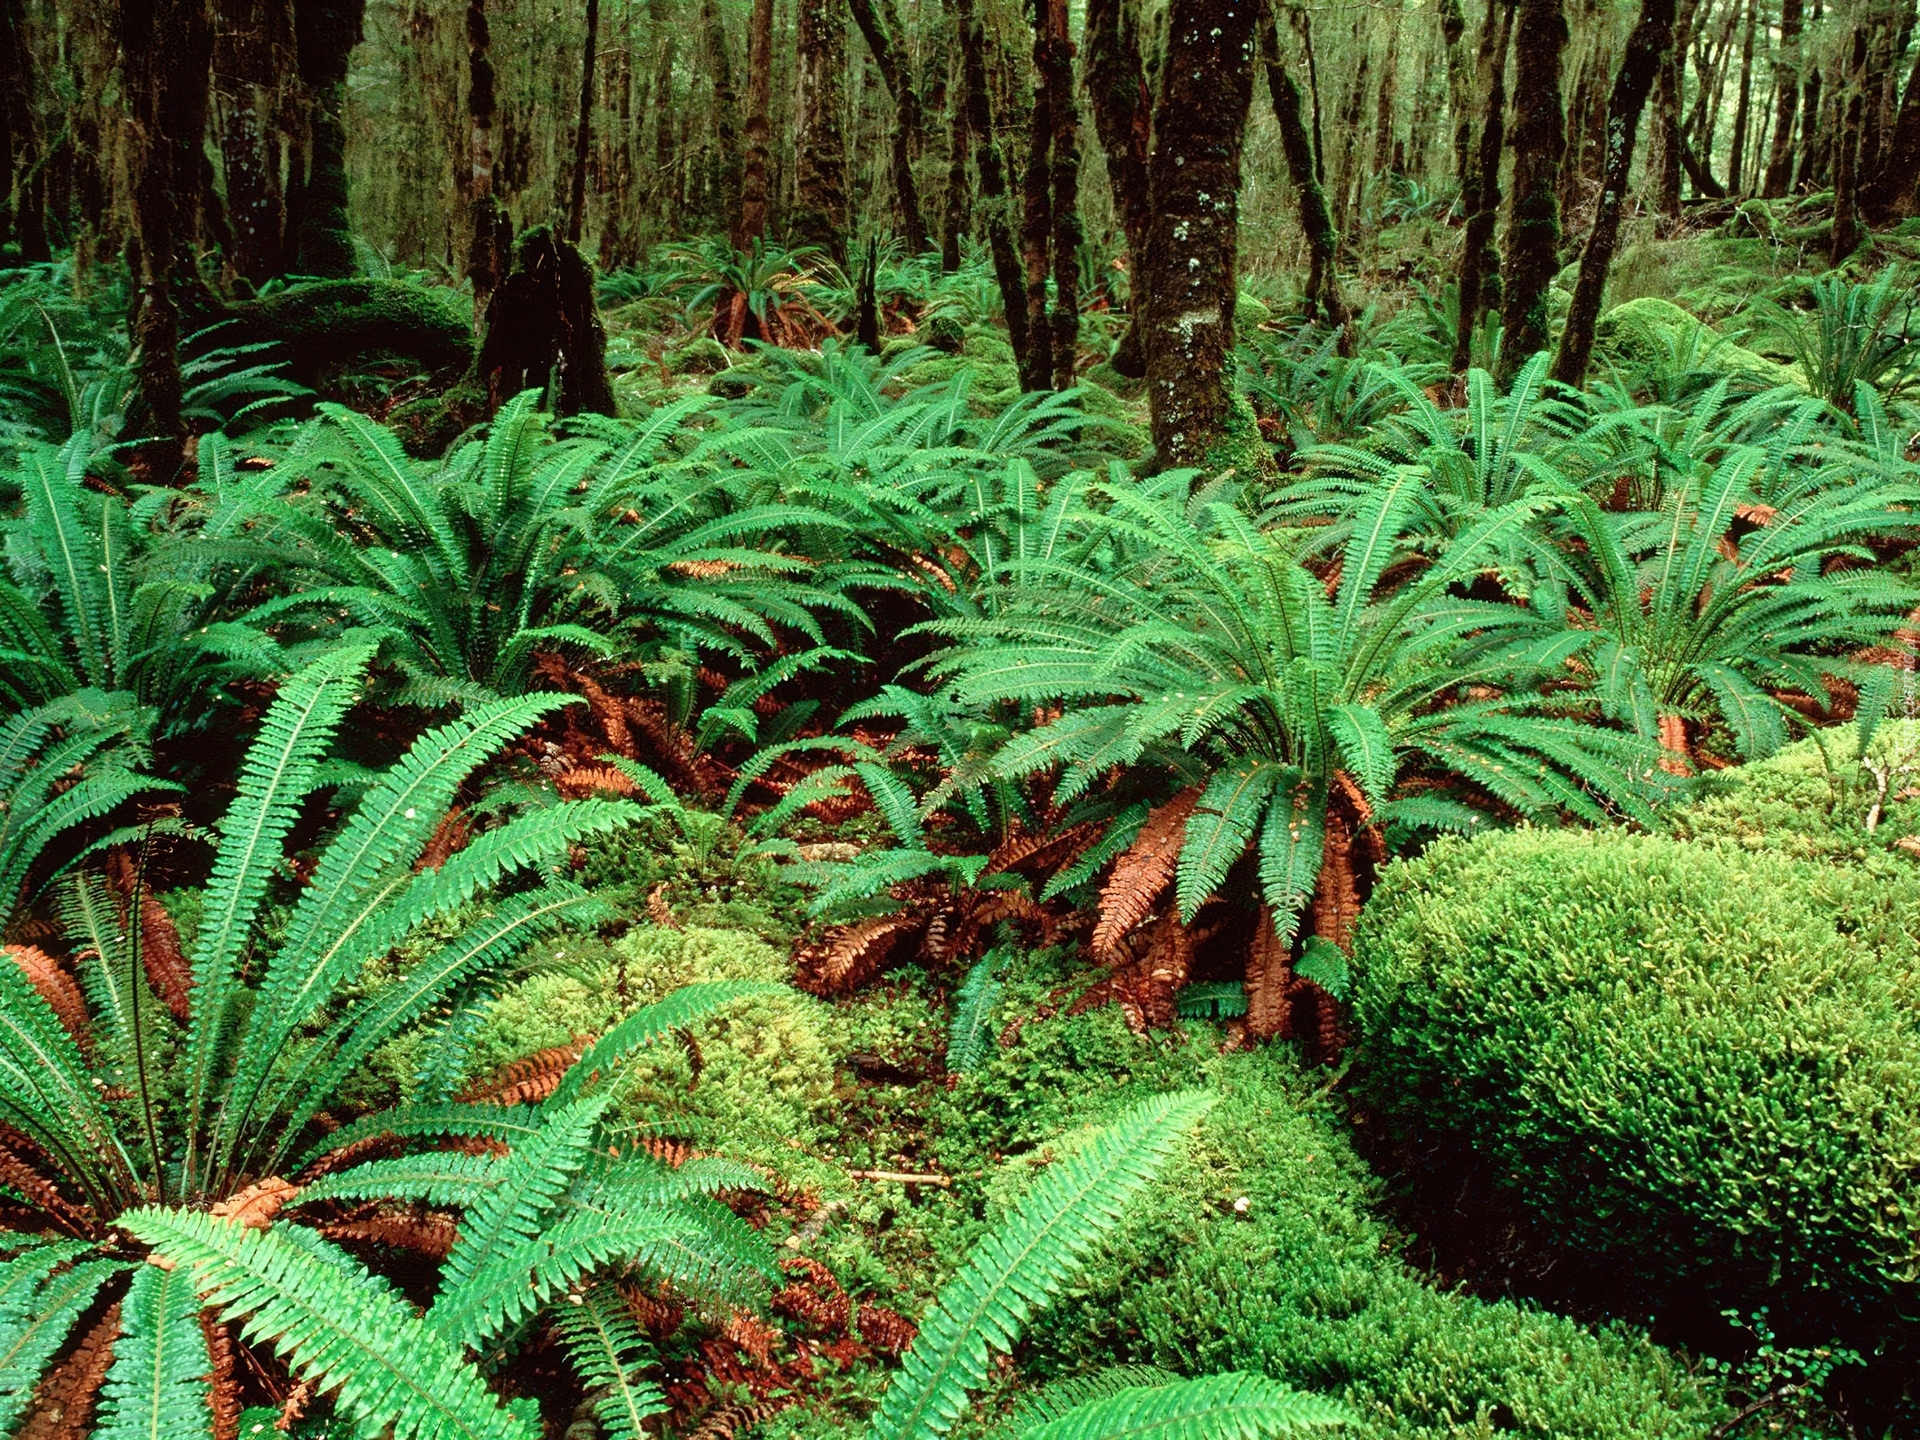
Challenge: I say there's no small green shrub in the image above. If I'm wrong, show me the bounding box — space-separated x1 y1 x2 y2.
1350 828 1920 1334
1017 1042 1722 1439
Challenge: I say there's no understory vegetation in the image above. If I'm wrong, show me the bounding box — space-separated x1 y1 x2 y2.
5 0 1920 1433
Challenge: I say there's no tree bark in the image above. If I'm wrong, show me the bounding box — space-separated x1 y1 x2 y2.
1140 0 1257 468
566 0 599 245
942 34 969 271
1043 0 1082 390
211 0 293 285
734 0 774 248
1728 0 1757 191
1553 0 1676 388
951 0 1029 366
794 0 850 256
477 227 615 417
464 0 508 331
1257 0 1348 329
1651 0 1700 218
1794 50 1825 189
1085 0 1153 373
1862 43 1920 218
122 0 215 480
1497 0 1569 381
1831 22 1869 263
287 0 364 277
848 0 931 250
646 0 678 227
1762 0 1804 193
1453 0 1516 378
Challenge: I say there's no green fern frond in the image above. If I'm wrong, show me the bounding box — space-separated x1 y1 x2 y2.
122 1207 535 1440
295 1151 502 1210
0 1257 124 1431
1016 1374 1349 1440
550 1280 669 1440
1006 1368 1186 1434
545 981 786 1109
867 1091 1216 1440
94 1258 213 1440
947 956 1007 1075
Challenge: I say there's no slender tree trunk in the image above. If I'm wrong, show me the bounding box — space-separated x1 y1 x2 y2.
1862 44 1920 218
0 0 25 256
1140 0 1257 468
1831 22 1869 262
1043 0 1082 390
211 0 292 285
466 0 507 330
1453 0 1516 378
1439 0 1476 189
1763 0 1804 193
1652 0 1699 218
566 0 598 244
1795 25 1826 190
942 35 970 271
704 0 742 227
795 0 850 256
1258 0 1348 329
1498 0 1569 378
951 0 1028 365
647 0 678 228
1085 0 1153 373
1553 0 1676 387
734 0 774 247
1728 0 1757 190
849 0 931 250
121 0 215 480
1373 14 1402 172
1020 24 1055 390
287 0 364 277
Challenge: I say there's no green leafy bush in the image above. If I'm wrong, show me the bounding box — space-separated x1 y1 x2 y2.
1350 828 1920 1335
1014 1038 1722 1439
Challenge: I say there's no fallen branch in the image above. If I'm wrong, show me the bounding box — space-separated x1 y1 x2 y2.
846 1169 953 1187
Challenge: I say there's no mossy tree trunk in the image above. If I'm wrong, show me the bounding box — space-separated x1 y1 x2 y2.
465 0 507 329
287 0 364 277
952 0 1029 367
1452 0 1515 379
1762 0 1805 194
1496 0 1569 383
941 34 970 272
0 0 46 261
564 0 598 245
122 0 215 481
1084 0 1153 375
1726 0 1757 192
849 0 930 251
1139 0 1257 468
646 0 678 229
734 0 773 248
795 0 851 259
1014 0 1081 391
1257 0 1348 332
211 0 293 286
1862 45 1920 219
1830 22 1868 263
477 227 615 418
1552 0 1674 388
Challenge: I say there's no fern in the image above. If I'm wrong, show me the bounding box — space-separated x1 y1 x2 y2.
948 955 1007 1074
1015 1374 1350 1440
867 1091 1216 1440
93 1259 214 1440
295 1151 503 1209
1006 1367 1187 1434
122 1207 535 1440
0 1256 124 1431
549 1280 670 1440
545 981 786 1108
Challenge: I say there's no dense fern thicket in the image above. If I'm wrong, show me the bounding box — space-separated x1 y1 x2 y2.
6 0 1920 1425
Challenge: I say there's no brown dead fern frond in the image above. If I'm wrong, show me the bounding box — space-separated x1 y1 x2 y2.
19 1297 121 1440
458 1038 591 1106
1092 788 1200 960
7 945 90 1052
854 1303 916 1355
319 1211 459 1258
1243 906 1295 1041
201 1311 242 1440
796 914 926 996
415 806 474 870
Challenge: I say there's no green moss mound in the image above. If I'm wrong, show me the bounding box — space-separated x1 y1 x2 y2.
994 1018 1723 1438
1352 827 1920 1339
1591 296 1798 389
216 278 474 384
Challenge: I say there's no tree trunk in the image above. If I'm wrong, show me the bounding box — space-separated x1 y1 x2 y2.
211 0 293 285
1651 0 1699 219
1831 23 1869 263
1762 0 1805 193
734 0 773 248
704 0 742 229
1728 0 1757 191
942 35 969 271
122 0 215 481
848 0 931 251
1553 0 1675 388
1044 0 1082 391
1020 29 1055 391
1085 0 1153 374
0 0 46 261
465 0 508 331
1498 0 1569 380
565 0 598 245
1257 0 1348 329
646 0 678 228
477 227 616 417
1794 53 1825 188
951 0 1028 367
1439 0 1476 189
1453 0 1516 378
287 0 364 277
1140 0 1257 469
794 0 850 256
1862 44 1920 218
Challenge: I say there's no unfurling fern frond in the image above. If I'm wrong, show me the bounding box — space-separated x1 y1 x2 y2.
947 955 1007 1074
866 1091 1216 1440
550 1279 669 1440
121 1207 535 1440
94 1259 210 1440
1016 1373 1350 1440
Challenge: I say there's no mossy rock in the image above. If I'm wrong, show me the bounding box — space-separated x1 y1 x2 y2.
925 314 966 353
1202 392 1277 484
667 336 731 376
1591 296 1799 389
387 379 487 458
1235 291 1273 328
963 331 1017 366
214 278 474 385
